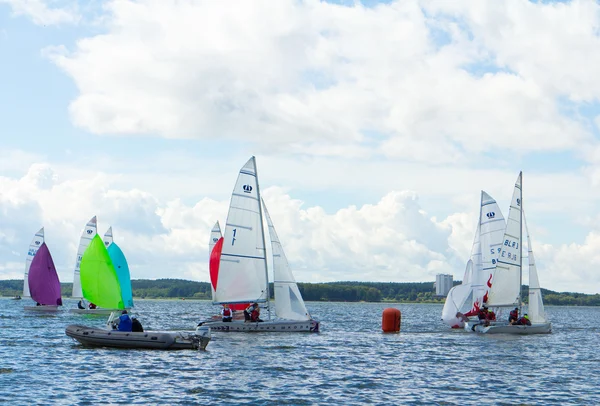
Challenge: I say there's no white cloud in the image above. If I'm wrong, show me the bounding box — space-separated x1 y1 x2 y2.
47 0 596 162
0 0 80 25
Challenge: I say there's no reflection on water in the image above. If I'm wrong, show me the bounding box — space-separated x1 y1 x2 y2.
0 299 598 405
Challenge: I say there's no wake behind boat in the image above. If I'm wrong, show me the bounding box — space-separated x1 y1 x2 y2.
200 157 320 333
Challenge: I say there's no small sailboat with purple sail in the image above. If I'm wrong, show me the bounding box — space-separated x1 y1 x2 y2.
23 229 63 312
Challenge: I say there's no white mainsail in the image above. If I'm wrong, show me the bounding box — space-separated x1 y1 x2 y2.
103 226 113 248
214 157 269 305
72 216 98 299
487 173 522 307
23 227 45 298
472 191 506 307
263 200 310 321
442 191 505 326
208 221 222 302
525 215 547 324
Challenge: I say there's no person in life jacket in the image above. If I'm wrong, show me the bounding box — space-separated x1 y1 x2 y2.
221 304 233 322
509 307 519 324
516 314 532 326
88 303 97 310
477 305 492 326
117 310 133 332
250 305 263 322
244 303 258 322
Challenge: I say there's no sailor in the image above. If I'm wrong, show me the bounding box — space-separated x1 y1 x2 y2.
117 310 133 332
516 314 532 326
244 303 258 322
131 316 144 332
508 307 519 324
88 303 97 310
221 304 233 322
77 300 85 309
250 305 263 322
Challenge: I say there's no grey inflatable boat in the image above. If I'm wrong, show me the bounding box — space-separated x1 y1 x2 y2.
65 324 211 350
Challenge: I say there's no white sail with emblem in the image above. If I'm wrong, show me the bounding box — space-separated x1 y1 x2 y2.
213 157 269 305
72 216 97 299
487 173 522 307
23 227 45 297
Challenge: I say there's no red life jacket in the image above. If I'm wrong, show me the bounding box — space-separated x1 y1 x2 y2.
223 308 232 317
251 309 260 321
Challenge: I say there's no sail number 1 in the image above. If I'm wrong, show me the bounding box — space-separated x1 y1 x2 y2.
232 229 237 245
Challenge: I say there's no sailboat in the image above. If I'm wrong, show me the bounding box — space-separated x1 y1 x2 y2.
69 216 100 313
65 234 210 350
103 227 134 309
200 156 319 333
23 229 63 312
22 227 45 301
467 172 551 334
442 191 506 328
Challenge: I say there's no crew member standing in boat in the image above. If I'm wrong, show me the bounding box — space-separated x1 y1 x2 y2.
221 304 233 322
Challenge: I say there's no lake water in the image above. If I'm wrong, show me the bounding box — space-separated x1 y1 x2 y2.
0 299 598 405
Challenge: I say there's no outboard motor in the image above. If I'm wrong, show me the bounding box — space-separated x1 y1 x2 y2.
194 325 211 350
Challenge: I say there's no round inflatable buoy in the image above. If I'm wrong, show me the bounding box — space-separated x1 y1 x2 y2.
382 308 401 333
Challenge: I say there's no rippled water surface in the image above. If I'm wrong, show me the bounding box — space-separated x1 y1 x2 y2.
1 299 599 405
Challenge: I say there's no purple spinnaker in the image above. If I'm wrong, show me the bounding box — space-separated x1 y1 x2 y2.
28 243 63 306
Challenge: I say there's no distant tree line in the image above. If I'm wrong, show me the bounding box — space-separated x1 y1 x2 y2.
1 279 599 305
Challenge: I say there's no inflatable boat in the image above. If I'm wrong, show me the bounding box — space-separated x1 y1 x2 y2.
65 324 211 350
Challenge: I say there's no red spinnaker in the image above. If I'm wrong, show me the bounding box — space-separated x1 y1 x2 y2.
209 237 223 291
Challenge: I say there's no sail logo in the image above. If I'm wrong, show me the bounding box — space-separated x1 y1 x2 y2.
86 229 93 234
104 242 109 246
34 240 40 245
516 198 521 206
243 185 253 193
486 212 495 219
212 237 218 243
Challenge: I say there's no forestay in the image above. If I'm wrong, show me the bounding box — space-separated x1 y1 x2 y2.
487 173 522 307
23 227 44 298
72 216 97 299
214 157 269 305
263 200 310 321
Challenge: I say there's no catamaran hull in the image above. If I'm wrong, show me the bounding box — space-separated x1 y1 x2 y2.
200 319 320 333
24 305 60 312
65 325 211 350
466 322 552 335
69 308 123 315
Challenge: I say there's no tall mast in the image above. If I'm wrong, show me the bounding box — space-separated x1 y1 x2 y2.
518 171 523 315
254 157 271 321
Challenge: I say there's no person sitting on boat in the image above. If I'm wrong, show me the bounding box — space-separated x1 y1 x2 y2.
77 300 85 310
516 314 532 326
88 303 97 310
117 310 133 332
131 316 144 332
508 307 519 324
221 304 233 322
36 302 41 306
250 305 263 322
244 303 258 322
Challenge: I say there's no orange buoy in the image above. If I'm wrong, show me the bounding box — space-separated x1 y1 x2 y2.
382 308 401 333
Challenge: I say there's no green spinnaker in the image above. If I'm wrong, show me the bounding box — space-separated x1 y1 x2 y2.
80 234 124 309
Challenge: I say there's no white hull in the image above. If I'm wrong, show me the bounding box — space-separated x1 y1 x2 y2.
24 305 60 312
65 324 210 350
69 308 122 315
466 321 552 335
200 319 320 333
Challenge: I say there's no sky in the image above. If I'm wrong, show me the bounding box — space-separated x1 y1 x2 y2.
1 0 600 294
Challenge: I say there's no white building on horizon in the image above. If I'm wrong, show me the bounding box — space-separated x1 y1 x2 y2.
435 274 453 297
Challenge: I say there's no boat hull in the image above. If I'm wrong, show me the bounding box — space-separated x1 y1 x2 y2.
466 322 552 335
69 308 122 315
65 324 210 350
200 319 320 333
24 305 60 312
